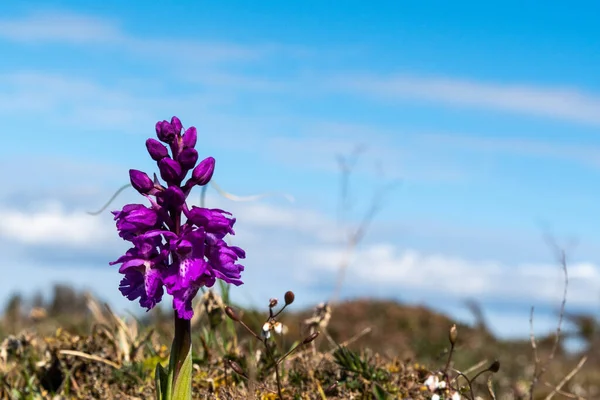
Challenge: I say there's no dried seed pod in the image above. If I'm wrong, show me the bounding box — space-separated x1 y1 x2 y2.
227 360 247 378
449 324 458 345
488 360 500 373
284 291 295 305
225 306 240 321
302 331 319 345
324 382 338 396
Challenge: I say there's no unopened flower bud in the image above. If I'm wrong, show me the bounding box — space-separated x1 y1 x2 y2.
488 360 500 373
269 298 278 308
170 116 183 134
225 306 240 321
155 120 176 143
159 158 182 184
449 324 457 345
161 186 185 208
284 291 295 305
178 147 199 170
302 331 319 345
228 360 247 377
129 169 154 194
182 126 197 149
145 138 169 161
189 156 215 186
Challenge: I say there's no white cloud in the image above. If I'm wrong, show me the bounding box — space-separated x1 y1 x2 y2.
0 11 277 64
0 201 114 247
334 74 600 126
5 10 600 130
0 195 596 339
416 133 600 168
307 245 600 307
0 11 121 44
231 202 343 243
0 71 234 132
4 195 595 313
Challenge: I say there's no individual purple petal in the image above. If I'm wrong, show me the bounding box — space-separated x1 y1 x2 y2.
203 235 245 281
159 158 182 185
119 269 164 311
129 169 154 194
113 242 167 311
146 138 169 161
163 227 207 291
119 271 144 302
178 147 198 170
135 229 178 242
112 204 161 240
143 267 164 308
110 239 167 272
162 264 181 292
182 126 197 149
172 287 198 320
185 206 235 236
207 241 245 286
180 258 208 287
173 238 193 257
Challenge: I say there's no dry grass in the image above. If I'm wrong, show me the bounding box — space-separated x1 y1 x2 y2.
0 286 598 399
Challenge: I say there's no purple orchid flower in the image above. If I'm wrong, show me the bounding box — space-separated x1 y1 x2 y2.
110 117 245 319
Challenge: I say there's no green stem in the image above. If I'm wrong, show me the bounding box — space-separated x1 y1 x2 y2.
171 311 192 383
170 204 189 383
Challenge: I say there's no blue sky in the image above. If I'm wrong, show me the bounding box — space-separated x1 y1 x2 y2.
1 1 600 339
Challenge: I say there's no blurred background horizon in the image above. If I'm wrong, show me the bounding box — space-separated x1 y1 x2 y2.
2 1 600 340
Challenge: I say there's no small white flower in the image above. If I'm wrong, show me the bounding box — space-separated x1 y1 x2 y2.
431 394 441 400
438 380 447 389
261 322 271 339
273 321 283 334
424 375 439 391
451 391 461 400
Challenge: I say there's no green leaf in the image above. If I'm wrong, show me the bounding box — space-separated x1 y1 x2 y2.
171 346 193 400
155 361 169 400
372 383 389 400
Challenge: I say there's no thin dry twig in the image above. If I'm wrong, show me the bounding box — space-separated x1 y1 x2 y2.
58 349 120 369
542 384 586 399
529 233 571 400
530 306 540 380
456 359 489 377
86 184 131 215
487 375 497 400
87 180 294 217
328 326 372 354
209 180 295 203
330 146 398 305
543 355 587 400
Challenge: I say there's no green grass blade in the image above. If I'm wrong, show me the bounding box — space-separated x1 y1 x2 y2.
154 361 169 400
171 346 193 400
